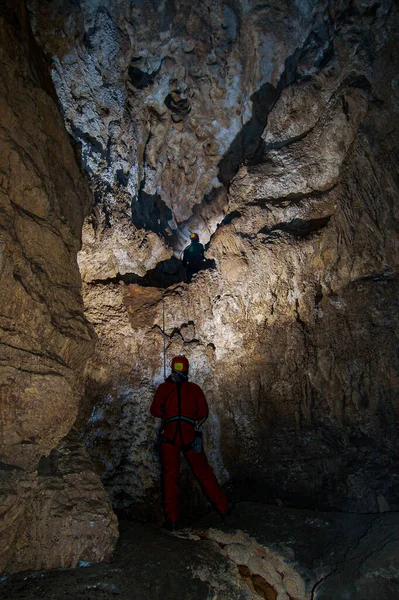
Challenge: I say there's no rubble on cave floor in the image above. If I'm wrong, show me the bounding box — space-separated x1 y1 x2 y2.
1 503 398 600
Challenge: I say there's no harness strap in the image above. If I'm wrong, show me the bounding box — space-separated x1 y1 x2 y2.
163 416 196 426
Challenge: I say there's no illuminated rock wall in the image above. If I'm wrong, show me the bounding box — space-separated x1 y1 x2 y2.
29 0 399 515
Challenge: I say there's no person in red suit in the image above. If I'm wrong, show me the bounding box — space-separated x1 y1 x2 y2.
151 354 230 530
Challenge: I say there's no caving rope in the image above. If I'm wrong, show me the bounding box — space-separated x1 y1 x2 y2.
157 262 207 456
161 263 167 381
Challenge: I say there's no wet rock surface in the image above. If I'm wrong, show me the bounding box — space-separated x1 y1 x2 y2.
1 503 398 600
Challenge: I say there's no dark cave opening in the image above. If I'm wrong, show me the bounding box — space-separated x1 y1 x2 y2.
259 215 332 239
88 255 217 288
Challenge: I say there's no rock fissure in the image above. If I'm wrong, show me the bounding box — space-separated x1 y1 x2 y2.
310 515 382 600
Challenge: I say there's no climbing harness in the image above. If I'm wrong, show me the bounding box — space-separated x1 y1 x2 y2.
163 415 196 427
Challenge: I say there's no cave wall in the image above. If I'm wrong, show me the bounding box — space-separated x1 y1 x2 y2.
28 0 399 515
0 1 118 574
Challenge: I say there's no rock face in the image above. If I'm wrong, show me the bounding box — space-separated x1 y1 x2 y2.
0 0 93 470
0 0 117 574
28 0 399 518
1 429 118 574
27 0 323 260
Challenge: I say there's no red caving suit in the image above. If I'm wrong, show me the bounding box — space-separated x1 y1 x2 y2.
151 378 229 522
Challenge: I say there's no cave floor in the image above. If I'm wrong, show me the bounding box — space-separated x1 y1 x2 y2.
1 503 398 600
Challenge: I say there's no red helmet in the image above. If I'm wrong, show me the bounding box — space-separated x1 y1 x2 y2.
189 232 199 241
171 355 189 373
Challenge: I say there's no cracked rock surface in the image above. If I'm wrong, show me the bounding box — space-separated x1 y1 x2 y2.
28 0 326 263
1 503 398 600
0 1 94 471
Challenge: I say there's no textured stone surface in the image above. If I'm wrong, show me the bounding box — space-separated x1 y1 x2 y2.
0 1 95 470
0 429 118 574
0 521 253 600
0 467 37 575
0 0 393 588
0 1 118 575
27 0 399 517
1 503 398 600
201 503 399 600
28 0 324 262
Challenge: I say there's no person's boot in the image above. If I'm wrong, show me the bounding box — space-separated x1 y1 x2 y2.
163 520 179 532
220 504 236 528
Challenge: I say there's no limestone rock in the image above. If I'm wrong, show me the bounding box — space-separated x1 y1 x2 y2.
78 219 171 282
201 502 399 600
0 429 118 574
0 0 118 575
0 521 251 599
0 467 37 574
0 2 95 470
65 0 399 518
27 0 322 262
232 86 369 203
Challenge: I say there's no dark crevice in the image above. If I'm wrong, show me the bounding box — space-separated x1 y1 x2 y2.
310 516 381 600
120 19 335 249
355 269 397 283
338 72 374 95
218 81 279 185
0 340 70 368
0 461 23 472
218 30 322 186
315 283 324 305
177 45 311 247
262 129 310 152
115 169 129 187
220 210 241 226
249 184 339 208
88 255 217 288
295 298 307 331
128 60 162 89
3 0 58 103
259 215 332 239
164 90 191 117
69 123 107 161
238 565 278 600
131 190 173 240
132 129 174 241
13 272 46 305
